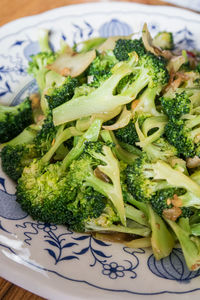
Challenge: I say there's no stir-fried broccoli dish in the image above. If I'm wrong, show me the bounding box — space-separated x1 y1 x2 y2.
2 25 200 271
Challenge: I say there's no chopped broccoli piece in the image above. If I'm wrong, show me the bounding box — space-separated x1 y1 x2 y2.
45 76 79 110
53 60 134 125
0 97 33 143
144 137 177 162
161 91 191 119
161 91 200 158
150 188 193 218
28 52 57 92
113 38 146 61
16 119 103 224
34 113 58 156
123 52 169 99
1 144 38 181
166 217 200 271
114 114 148 146
28 29 56 92
1 125 40 181
153 31 174 50
88 50 118 87
147 204 175 260
125 154 200 202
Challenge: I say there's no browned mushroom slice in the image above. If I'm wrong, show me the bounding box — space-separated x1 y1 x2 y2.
102 106 132 130
46 50 96 77
142 23 173 60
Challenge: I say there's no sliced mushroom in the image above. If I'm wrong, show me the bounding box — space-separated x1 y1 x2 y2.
142 23 173 59
46 50 96 77
102 106 132 130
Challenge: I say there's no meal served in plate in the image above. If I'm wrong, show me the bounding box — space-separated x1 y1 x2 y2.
1 23 200 271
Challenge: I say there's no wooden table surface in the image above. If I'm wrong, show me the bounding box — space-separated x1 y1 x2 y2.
0 0 197 299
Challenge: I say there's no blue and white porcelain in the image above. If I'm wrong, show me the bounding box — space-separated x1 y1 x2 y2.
0 2 200 299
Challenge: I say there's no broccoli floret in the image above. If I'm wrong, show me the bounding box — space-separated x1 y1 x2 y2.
53 53 169 125
143 137 178 162
161 91 191 119
16 119 103 224
28 29 56 92
72 141 126 225
45 76 79 110
125 154 200 202
88 50 118 87
0 125 40 181
65 186 106 232
28 52 56 92
153 31 174 50
114 114 148 146
1 144 38 182
113 38 146 61
123 52 169 100
150 188 193 218
126 154 160 201
162 91 200 158
0 97 33 143
165 116 200 158
34 113 58 156
52 59 135 125
17 161 74 224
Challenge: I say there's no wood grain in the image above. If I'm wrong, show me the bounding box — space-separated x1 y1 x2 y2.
0 0 194 299
0 0 175 27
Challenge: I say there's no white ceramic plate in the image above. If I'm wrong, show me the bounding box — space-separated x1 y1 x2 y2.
1 2 200 299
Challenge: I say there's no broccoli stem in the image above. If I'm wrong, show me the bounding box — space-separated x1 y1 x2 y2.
87 145 126 226
53 63 133 125
125 204 149 226
123 68 150 98
0 105 19 114
147 204 175 260
134 86 162 116
101 130 138 163
117 140 142 156
136 116 167 148
125 192 148 216
38 29 51 52
153 160 200 197
165 217 200 271
0 125 38 149
125 237 151 248
41 126 82 164
85 222 151 237
179 192 200 208
186 115 200 129
62 118 103 170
